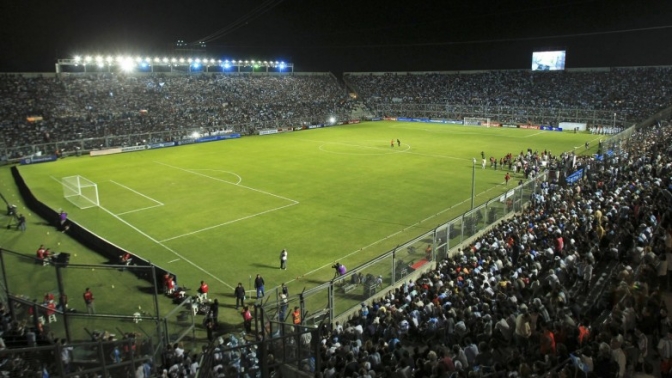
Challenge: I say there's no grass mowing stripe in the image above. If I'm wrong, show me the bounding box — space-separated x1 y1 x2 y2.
47 176 235 290
154 161 300 204
96 204 235 290
115 204 164 216
109 180 164 205
159 202 299 243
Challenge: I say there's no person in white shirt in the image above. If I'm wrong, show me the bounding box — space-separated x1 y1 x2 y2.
611 338 626 378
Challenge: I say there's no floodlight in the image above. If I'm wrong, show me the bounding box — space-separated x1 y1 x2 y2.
179 58 185 63
162 57 168 63
223 62 231 69
153 57 160 63
192 132 200 139
74 56 81 62
210 59 215 64
97 62 104 68
85 56 92 62
329 116 336 124
187 58 193 63
171 58 177 63
145 57 151 62
105 56 112 62
95 56 103 62
120 60 135 72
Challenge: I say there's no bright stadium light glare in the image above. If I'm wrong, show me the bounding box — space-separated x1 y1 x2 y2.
85 56 92 62
145 57 151 62
106 56 113 62
223 62 231 69
187 58 193 63
179 58 185 63
97 62 105 68
192 132 200 139
162 57 168 63
210 59 215 64
95 56 103 62
116 56 124 62
329 116 336 124
74 56 81 62
171 58 177 63
120 60 135 72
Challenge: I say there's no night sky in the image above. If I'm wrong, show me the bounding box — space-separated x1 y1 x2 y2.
1 0 672 73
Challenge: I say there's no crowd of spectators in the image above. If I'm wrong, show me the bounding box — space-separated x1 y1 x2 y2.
311 122 672 377
0 73 352 159
346 68 672 125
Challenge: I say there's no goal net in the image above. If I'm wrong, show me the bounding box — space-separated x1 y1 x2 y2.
62 176 99 209
464 117 491 127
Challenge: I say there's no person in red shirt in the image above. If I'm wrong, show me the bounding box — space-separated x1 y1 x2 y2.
83 288 95 314
46 301 56 317
164 273 175 294
505 172 511 186
44 292 55 303
242 306 252 332
36 245 46 260
198 281 209 303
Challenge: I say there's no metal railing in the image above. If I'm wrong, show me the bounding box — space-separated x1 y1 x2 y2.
263 173 547 326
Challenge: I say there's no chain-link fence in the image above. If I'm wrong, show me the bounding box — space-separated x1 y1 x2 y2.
0 335 154 378
261 174 546 327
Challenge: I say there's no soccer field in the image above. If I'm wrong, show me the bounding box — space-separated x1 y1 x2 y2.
15 121 598 299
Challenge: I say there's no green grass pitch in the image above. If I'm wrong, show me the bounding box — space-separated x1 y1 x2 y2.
3 121 600 325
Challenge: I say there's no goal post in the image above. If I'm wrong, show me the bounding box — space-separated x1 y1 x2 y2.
62 176 99 209
464 117 491 127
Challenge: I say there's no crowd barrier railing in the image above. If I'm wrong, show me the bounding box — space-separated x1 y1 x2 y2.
263 171 547 326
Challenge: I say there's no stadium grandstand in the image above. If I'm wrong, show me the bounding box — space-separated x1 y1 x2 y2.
2 64 672 378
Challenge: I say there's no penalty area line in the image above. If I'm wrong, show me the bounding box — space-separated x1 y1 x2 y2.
96 204 235 290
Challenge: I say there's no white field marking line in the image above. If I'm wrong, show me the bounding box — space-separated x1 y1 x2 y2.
524 131 545 138
276 181 509 289
301 138 469 161
115 204 164 216
167 259 181 263
189 169 242 185
154 161 299 242
109 180 164 205
160 202 298 242
47 176 233 289
154 161 299 204
96 204 235 290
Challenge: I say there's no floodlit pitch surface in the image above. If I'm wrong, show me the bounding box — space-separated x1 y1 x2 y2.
16 121 599 297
